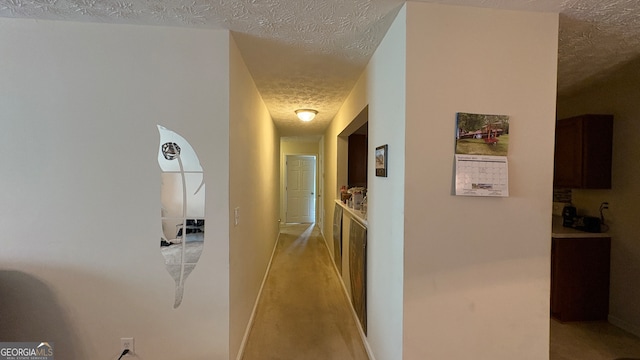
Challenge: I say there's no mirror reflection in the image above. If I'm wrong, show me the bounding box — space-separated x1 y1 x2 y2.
157 125 205 308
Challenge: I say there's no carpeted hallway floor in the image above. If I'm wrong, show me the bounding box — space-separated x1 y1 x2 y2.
242 223 369 360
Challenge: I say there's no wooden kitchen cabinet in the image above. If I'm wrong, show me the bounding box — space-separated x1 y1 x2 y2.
348 133 367 188
553 114 613 189
550 237 611 321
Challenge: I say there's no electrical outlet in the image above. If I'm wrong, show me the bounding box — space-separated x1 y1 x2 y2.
121 337 134 356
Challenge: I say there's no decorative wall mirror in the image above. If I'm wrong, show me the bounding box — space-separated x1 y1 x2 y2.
157 125 205 308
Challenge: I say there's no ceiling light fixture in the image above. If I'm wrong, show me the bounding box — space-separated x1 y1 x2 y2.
295 109 318 122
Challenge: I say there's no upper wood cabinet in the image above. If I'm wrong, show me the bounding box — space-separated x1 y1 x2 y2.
553 114 613 189
348 133 368 188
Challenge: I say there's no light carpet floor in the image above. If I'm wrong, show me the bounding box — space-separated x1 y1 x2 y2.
242 223 369 360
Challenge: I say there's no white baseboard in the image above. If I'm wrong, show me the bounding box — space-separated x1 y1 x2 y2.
320 232 377 360
234 232 281 360
609 314 640 338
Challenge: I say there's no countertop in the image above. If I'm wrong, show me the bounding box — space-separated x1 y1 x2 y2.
551 216 610 238
335 199 368 227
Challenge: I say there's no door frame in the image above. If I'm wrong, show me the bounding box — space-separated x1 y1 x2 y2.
284 154 317 223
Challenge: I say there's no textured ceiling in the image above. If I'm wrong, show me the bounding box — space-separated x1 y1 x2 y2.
1 0 639 135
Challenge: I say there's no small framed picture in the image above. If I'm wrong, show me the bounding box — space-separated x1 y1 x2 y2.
375 144 388 177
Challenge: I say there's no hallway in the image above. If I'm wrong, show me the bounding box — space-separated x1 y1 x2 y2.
242 223 369 360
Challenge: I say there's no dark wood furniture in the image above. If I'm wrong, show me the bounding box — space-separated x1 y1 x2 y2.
553 114 613 189
348 133 367 188
551 236 611 321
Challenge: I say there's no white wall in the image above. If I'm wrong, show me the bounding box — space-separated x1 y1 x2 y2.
0 18 230 359
403 3 558 359
557 61 640 336
322 7 406 360
228 36 281 359
365 7 406 360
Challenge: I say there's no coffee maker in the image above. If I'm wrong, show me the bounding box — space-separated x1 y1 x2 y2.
562 205 577 227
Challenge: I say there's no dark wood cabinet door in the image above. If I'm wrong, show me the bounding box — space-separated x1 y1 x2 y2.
550 237 611 321
553 114 613 189
348 134 368 188
582 116 613 188
554 117 583 188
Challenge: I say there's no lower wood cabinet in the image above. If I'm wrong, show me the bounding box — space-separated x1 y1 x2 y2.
349 219 367 334
551 237 611 321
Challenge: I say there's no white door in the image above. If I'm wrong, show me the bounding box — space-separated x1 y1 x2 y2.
286 155 316 223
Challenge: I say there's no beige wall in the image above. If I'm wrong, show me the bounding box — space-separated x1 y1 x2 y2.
229 36 281 359
280 139 320 223
557 61 640 336
0 18 230 359
364 7 406 359
324 4 558 358
403 3 558 359
322 6 406 359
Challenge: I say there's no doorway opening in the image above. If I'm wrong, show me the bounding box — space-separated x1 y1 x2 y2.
285 155 317 223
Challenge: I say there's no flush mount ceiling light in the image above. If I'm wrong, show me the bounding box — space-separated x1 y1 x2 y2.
295 109 318 122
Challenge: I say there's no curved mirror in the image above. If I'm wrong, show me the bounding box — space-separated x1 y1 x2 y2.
157 125 205 308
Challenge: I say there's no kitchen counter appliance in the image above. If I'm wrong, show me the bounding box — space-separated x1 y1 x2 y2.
562 205 576 227
562 204 601 233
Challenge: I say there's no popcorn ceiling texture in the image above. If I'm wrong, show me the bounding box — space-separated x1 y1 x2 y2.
1 0 638 134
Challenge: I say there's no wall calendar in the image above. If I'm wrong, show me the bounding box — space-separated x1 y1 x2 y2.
454 112 510 197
